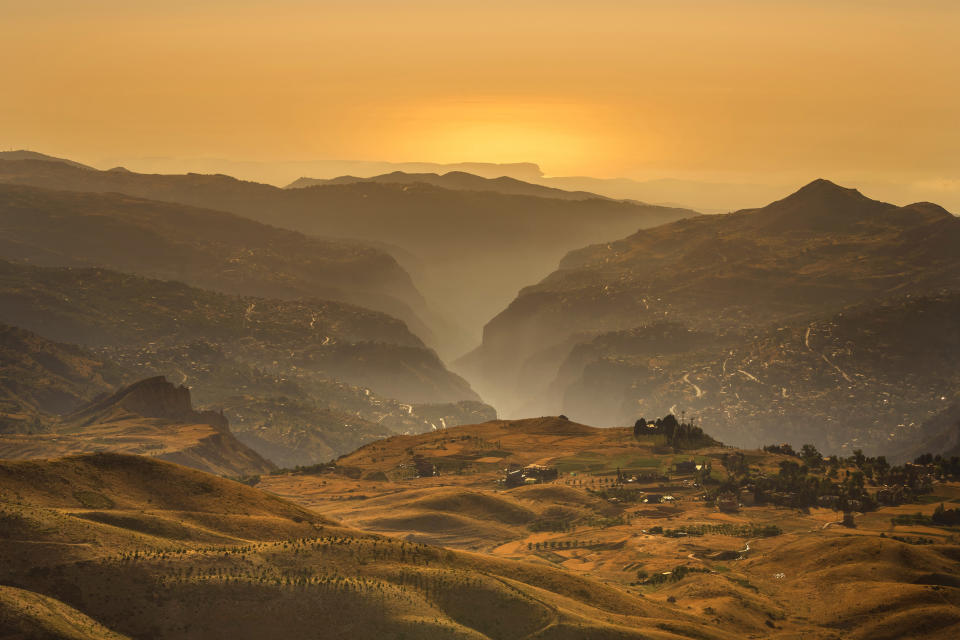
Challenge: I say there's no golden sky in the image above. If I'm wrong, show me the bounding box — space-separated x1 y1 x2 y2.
2 1 959 187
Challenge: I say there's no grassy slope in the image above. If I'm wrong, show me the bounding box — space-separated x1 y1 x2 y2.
0 453 730 640
3 420 959 638
260 417 960 639
0 585 130 640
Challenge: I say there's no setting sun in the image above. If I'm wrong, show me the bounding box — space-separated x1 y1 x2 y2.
389 99 630 174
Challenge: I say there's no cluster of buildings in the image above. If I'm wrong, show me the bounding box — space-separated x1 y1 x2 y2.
503 464 559 488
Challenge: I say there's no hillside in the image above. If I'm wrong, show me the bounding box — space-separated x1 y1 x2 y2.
553 294 960 457
2 421 959 638
0 323 127 432
0 261 496 462
259 416 960 638
0 376 275 476
0 321 493 465
463 179 960 419
904 399 960 461
0 182 433 344
0 585 132 640
0 157 696 354
0 150 94 170
0 259 474 400
0 452 751 640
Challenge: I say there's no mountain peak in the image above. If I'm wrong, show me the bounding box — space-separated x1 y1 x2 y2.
0 150 95 170
751 178 894 232
786 178 867 203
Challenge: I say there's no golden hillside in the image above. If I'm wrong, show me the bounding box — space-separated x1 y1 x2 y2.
258 417 960 639
2 452 746 640
0 377 275 477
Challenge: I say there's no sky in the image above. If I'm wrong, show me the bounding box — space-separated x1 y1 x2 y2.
2 1 959 205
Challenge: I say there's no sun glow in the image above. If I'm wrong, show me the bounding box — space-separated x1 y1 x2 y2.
2 1 957 188
389 99 639 175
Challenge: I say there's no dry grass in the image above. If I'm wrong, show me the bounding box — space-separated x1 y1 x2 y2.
3 419 960 638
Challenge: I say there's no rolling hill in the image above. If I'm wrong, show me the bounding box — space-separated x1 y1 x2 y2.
0 452 750 640
462 179 960 423
2 416 959 638
261 416 960 638
0 157 697 355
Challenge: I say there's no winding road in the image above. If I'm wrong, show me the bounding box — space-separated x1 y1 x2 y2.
683 373 703 398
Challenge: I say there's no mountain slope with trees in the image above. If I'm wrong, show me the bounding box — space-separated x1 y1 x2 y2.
0 262 494 462
0 182 433 345
463 180 960 420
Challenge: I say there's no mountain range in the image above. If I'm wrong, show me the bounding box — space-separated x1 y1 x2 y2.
1 149 959 637
0 318 494 468
285 170 612 201
462 180 960 447
0 157 696 355
552 293 960 459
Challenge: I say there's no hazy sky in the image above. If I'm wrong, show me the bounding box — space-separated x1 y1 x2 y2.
3 1 959 189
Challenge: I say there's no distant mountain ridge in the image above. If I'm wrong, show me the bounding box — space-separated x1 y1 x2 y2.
0 181 434 346
286 170 615 201
0 150 94 170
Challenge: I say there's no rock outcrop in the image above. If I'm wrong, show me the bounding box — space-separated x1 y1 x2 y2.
68 376 227 431
0 376 276 477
